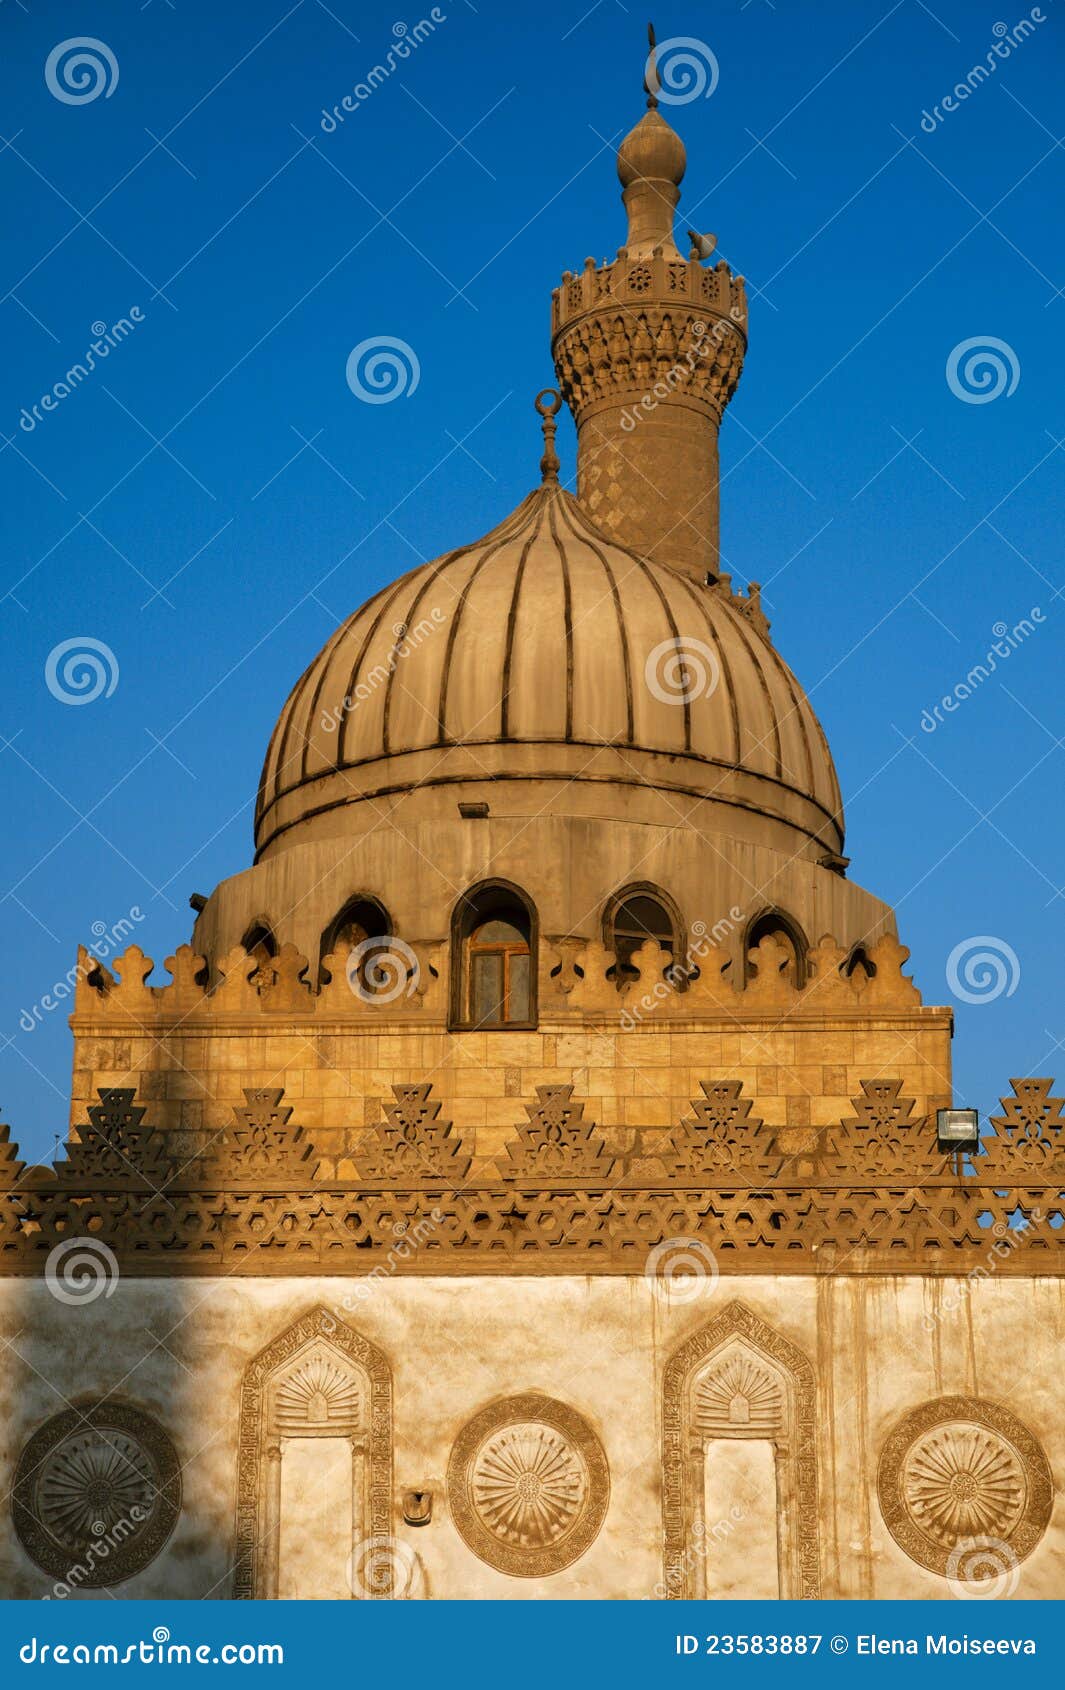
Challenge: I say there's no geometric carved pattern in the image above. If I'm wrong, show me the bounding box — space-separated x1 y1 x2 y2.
0 1121 25 1190
821 1079 944 1180
2 1170 1063 1273
473 1425 586 1543
447 1393 609 1577
877 1396 1053 1579
658 1081 780 1179
662 1301 821 1599
843 1077 917 1133
233 1307 392 1599
353 1083 471 1183
693 1344 785 1438
56 1088 175 1187
904 1426 1025 1545
12 1400 181 1588
499 1086 615 1181
978 1079 1065 1177
208 1088 317 1182
3 1072 1065 1274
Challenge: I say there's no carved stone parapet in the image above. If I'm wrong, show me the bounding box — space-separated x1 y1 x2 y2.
551 250 747 341
4 1076 1063 1274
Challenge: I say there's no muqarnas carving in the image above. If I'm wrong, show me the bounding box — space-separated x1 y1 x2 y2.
12 1401 181 1588
877 1396 1053 1579
447 1393 609 1577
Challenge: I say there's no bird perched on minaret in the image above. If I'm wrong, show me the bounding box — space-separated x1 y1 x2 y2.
687 229 717 261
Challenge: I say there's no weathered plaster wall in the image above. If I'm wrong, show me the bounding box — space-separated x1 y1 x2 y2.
0 1274 1059 1600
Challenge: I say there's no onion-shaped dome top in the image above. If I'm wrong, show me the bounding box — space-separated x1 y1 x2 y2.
616 107 687 192
255 482 843 860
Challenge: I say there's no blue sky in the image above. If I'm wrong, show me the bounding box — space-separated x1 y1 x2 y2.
1 0 1062 1162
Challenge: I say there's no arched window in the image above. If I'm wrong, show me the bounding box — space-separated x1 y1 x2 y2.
241 920 277 972
452 883 535 1028
319 897 391 991
605 887 680 983
744 910 807 989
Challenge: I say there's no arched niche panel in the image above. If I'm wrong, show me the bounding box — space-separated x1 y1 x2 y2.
662 1300 821 1600
233 1307 392 1599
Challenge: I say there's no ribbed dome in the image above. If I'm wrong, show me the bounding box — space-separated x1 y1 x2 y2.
255 484 843 859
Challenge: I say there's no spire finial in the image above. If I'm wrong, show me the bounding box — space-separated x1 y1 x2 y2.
535 388 562 485
644 22 659 110
617 22 686 258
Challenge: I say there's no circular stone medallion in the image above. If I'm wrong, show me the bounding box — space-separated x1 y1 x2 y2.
877 1396 1052 1578
448 1393 609 1576
13 1401 182 1588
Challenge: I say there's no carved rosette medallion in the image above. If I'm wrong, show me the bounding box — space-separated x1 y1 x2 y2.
447 1394 609 1577
878 1397 1052 1577
13 1402 181 1587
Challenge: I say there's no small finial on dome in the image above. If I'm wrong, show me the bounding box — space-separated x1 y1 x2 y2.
644 21 659 110
535 388 562 485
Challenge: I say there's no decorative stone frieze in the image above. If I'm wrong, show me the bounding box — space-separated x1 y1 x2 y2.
3 1079 1062 1276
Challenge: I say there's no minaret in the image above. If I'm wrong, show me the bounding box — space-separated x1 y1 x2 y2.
551 28 747 584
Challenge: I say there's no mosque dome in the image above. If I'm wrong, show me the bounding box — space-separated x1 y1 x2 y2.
255 477 842 862
192 52 893 975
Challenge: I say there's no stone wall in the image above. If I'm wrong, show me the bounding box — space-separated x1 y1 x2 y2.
0 1275 1059 1599
67 936 952 1168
